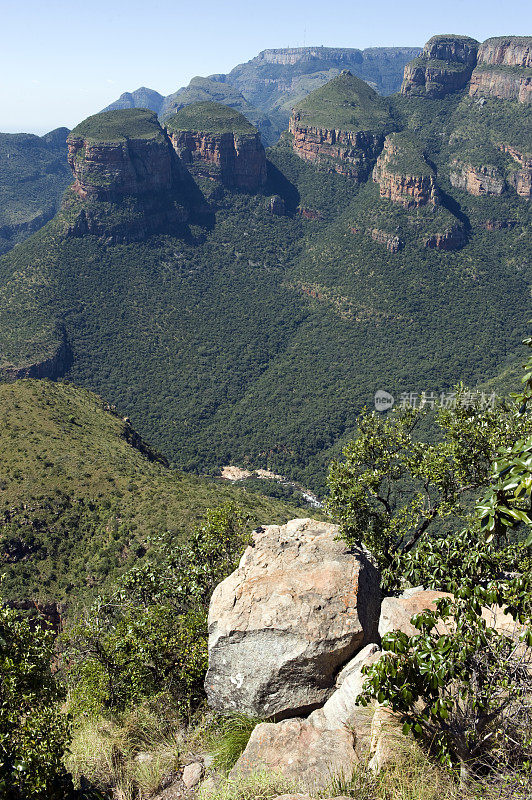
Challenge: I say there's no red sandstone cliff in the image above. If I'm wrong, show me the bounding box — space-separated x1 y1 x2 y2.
401 35 479 98
288 114 384 181
469 37 532 104
167 130 266 191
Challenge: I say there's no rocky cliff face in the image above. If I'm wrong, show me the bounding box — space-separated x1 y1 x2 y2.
469 37 532 104
449 159 505 196
372 132 438 208
289 116 385 180
65 109 196 241
167 130 266 190
401 35 479 98
288 71 393 181
165 102 267 191
68 132 183 202
503 146 532 198
0 327 70 382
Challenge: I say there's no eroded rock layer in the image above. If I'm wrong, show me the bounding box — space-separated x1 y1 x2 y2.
401 35 479 98
469 37 532 104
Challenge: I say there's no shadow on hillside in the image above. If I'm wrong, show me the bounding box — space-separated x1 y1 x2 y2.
266 160 300 215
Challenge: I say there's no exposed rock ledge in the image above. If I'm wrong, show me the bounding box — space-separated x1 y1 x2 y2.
469 37 532 104
449 159 505 196
401 35 479 98
0 327 70 381
289 116 385 181
372 133 438 208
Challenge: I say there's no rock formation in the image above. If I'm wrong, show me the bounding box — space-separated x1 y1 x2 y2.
65 109 197 241
469 37 532 104
423 224 467 251
500 145 532 198
165 102 267 191
289 72 394 181
367 228 404 252
401 35 479 98
0 325 70 382
231 644 382 790
205 518 381 718
372 132 438 208
449 159 505 195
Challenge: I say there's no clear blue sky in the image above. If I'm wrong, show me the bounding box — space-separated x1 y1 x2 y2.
1 0 530 134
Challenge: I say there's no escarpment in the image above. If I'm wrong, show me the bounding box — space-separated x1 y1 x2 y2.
165 102 267 191
372 132 438 207
401 34 479 98
289 71 394 181
65 109 200 241
469 37 532 104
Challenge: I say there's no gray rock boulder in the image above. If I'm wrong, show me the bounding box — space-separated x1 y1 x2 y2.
205 518 381 718
231 644 382 790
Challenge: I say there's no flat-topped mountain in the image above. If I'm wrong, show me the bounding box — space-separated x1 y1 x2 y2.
165 102 267 190
288 71 395 180
469 36 532 104
401 34 479 97
64 109 203 241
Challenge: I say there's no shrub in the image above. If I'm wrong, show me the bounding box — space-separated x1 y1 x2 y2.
0 604 73 799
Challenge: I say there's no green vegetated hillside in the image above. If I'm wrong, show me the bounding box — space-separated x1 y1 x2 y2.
0 128 71 254
0 380 304 603
0 55 530 499
292 71 395 131
165 102 257 134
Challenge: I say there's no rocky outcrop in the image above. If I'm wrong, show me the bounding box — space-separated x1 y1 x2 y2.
67 117 184 202
165 102 266 191
167 129 266 190
469 37 532 104
423 224 467 251
288 72 393 181
289 117 385 181
65 110 197 241
401 35 479 98
0 326 70 382
373 133 438 208
449 159 505 195
205 518 381 718
499 145 532 198
267 194 285 215
367 229 404 252
231 644 382 790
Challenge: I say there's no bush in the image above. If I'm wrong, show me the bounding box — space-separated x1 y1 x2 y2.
0 604 73 799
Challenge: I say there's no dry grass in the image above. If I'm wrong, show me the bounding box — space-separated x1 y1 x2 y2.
65 699 182 799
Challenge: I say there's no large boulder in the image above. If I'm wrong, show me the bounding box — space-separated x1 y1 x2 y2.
231 644 382 790
378 587 450 639
379 587 521 640
205 518 381 718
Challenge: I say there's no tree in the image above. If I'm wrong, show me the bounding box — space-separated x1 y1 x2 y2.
63 503 252 716
358 339 532 780
0 603 73 799
327 386 531 590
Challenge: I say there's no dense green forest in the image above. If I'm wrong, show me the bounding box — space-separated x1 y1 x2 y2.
0 68 530 495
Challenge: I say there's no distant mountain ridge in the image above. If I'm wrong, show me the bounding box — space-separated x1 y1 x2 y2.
102 45 421 143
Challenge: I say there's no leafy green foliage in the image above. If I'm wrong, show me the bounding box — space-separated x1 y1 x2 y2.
327 389 531 588
62 503 253 715
0 603 72 799
359 589 532 775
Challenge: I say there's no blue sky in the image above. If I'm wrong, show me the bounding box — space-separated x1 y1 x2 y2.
1 0 530 134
